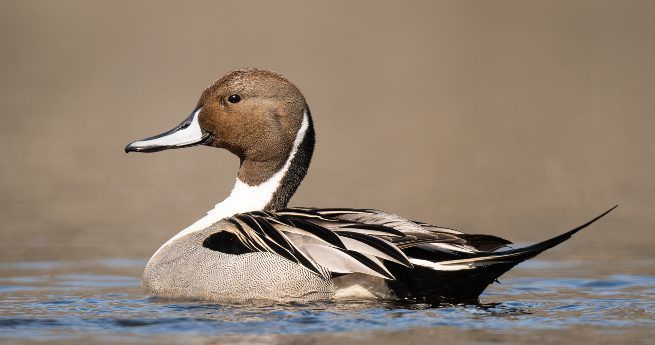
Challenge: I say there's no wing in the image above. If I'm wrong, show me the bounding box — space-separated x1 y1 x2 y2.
291 207 512 252
201 207 511 280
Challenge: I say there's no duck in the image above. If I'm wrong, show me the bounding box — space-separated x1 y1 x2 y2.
125 68 616 303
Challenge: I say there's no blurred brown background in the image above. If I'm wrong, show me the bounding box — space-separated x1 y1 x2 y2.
1 0 653 269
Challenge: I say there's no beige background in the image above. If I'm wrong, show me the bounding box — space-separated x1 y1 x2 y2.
0 0 653 268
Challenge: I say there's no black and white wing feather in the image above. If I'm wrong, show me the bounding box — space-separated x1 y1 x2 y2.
201 206 617 287
203 209 427 279
202 207 490 279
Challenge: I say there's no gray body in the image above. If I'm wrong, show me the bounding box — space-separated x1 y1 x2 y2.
143 221 335 302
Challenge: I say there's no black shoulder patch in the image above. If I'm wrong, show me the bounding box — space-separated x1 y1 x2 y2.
202 231 253 255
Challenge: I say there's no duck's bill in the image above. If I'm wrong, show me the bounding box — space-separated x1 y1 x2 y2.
125 108 211 153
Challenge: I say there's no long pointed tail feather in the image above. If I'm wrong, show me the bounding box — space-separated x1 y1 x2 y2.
445 204 619 266
388 205 618 303
502 204 617 258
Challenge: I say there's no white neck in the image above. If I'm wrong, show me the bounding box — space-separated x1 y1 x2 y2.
149 112 309 259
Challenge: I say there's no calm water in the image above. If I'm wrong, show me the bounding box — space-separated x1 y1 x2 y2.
1 259 653 345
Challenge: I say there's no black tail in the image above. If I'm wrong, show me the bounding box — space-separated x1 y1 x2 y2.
467 204 619 265
387 205 618 304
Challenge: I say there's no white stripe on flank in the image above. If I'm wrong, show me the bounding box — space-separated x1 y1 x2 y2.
148 111 310 260
423 243 477 253
409 258 474 271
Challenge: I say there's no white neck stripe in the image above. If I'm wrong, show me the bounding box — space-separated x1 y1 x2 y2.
149 111 310 259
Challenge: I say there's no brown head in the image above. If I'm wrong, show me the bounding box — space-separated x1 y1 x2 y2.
125 68 315 209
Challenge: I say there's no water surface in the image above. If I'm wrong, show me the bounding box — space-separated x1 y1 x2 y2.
1 259 653 345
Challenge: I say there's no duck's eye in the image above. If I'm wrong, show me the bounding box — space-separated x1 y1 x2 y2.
228 94 241 104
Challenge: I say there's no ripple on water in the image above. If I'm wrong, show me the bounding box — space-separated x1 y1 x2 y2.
0 259 653 342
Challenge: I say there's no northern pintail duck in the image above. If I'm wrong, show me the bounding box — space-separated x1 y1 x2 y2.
125 68 615 303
